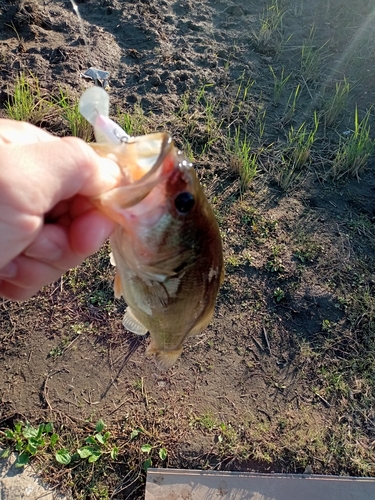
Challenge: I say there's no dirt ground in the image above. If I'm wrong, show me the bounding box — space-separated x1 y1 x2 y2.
1 0 375 498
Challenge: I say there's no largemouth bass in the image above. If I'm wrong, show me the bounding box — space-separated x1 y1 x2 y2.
79 87 224 370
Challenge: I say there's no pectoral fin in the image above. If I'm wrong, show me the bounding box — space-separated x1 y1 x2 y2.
109 252 116 266
122 307 148 335
113 271 122 299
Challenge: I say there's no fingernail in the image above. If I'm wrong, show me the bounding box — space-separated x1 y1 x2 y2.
24 239 62 261
0 261 17 279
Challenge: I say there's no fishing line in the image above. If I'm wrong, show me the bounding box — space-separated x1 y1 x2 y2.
69 0 92 66
100 334 149 399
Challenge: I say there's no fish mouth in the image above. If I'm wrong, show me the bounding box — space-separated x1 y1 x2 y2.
91 132 178 215
91 132 175 184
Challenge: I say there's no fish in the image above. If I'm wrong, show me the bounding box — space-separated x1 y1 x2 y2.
79 87 224 370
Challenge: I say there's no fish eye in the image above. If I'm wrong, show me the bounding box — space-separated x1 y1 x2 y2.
174 192 195 214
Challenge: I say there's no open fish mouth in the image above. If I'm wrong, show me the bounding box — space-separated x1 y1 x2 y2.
89 132 179 218
91 132 174 184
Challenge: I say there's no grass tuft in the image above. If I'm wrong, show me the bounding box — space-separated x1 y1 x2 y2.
5 72 53 124
227 127 258 192
57 88 93 141
330 107 374 180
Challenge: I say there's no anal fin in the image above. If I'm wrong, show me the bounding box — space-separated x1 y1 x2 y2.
122 307 148 335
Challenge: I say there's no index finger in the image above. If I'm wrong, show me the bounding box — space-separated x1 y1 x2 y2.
0 119 56 145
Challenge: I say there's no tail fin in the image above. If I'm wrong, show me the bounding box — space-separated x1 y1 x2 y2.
146 344 183 370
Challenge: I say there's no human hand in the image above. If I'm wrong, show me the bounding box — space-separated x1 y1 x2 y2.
0 119 120 301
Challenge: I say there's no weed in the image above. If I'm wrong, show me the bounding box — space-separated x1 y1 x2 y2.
118 104 147 136
253 0 286 56
273 287 285 302
196 83 224 152
227 127 258 191
5 72 52 123
322 319 333 332
191 413 217 432
269 65 292 103
266 247 285 273
287 111 319 167
293 237 321 263
225 255 242 268
345 284 375 335
140 443 168 471
273 153 300 191
282 83 301 124
57 88 92 141
293 0 304 16
300 25 330 83
0 421 57 467
56 420 118 465
330 107 374 179
182 138 195 162
256 106 267 140
226 75 255 123
321 78 351 128
241 208 278 240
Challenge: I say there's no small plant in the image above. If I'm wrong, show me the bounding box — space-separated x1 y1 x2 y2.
140 443 168 471
227 127 258 191
57 88 92 141
191 413 218 432
226 255 241 267
300 26 330 83
118 103 147 136
287 111 319 167
56 419 118 465
253 0 286 56
196 83 224 152
330 107 374 180
273 287 285 302
0 421 58 467
273 154 301 191
322 319 333 332
129 427 168 470
5 72 52 123
269 65 292 103
256 106 267 140
266 247 285 273
321 78 350 127
293 236 321 263
226 75 254 122
282 83 301 124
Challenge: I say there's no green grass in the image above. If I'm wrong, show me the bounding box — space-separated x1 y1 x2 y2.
321 78 351 128
227 127 258 191
282 83 301 124
5 72 53 123
269 65 292 103
300 25 330 83
253 0 286 56
118 104 148 136
57 88 93 141
286 111 319 167
330 107 374 179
